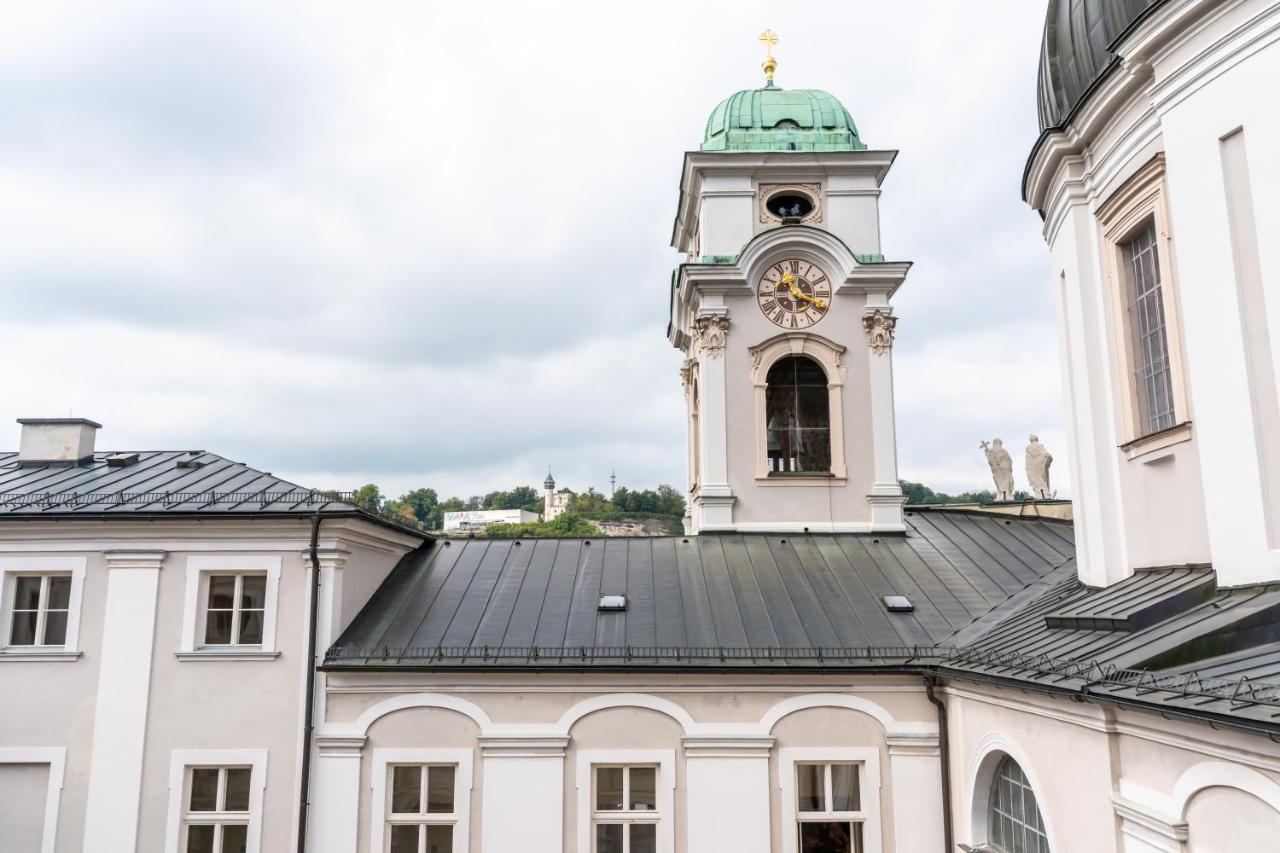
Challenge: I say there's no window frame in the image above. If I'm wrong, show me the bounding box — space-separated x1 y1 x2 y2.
178 765 253 853
370 748 472 853
779 748 882 853
1097 154 1192 454
748 331 849 483
794 761 869 852
179 556 281 659
986 756 1049 853
765 356 834 476
590 764 661 853
576 749 675 853
163 749 267 853
0 747 66 853
0 556 86 660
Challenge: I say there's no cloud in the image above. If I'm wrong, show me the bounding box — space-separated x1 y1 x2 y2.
0 0 1068 502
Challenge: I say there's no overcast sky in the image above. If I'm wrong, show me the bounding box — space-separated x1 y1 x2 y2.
0 0 1067 500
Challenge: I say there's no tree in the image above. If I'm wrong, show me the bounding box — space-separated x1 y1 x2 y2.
482 486 543 512
397 488 439 521
899 480 1031 506
353 483 384 511
656 484 686 517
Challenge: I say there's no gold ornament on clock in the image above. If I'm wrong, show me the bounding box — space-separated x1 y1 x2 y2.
757 259 830 329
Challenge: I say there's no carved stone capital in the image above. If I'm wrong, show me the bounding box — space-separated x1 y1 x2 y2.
678 360 697 396
862 309 897 356
692 314 730 360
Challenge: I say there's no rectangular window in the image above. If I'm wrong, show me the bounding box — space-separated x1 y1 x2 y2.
8 575 71 647
592 765 659 853
202 574 266 647
1121 219 1177 436
795 763 865 853
182 766 251 853
386 764 457 853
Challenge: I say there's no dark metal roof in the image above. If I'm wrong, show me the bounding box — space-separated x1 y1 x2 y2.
0 450 430 537
326 510 1075 669
942 566 1280 730
1036 0 1164 132
328 505 1280 733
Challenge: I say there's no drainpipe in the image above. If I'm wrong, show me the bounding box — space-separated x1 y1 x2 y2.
297 512 322 853
924 674 955 853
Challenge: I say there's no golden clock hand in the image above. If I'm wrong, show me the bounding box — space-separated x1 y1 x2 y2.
780 272 828 311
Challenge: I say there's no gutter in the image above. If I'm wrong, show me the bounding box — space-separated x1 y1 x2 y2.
296 512 322 853
924 675 954 853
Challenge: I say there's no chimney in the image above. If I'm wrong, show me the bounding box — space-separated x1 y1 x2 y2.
17 418 101 465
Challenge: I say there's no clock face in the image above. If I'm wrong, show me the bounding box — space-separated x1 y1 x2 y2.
757 259 831 329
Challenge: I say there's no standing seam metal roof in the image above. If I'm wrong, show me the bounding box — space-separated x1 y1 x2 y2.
328 507 1280 732
0 450 430 536
328 511 1075 667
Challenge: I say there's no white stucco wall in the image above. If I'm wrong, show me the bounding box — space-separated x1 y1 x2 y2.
315 674 941 853
1029 0 1280 587
0 516 420 853
944 678 1280 853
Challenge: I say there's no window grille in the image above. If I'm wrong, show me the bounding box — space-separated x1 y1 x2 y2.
988 756 1049 853
1122 219 1176 435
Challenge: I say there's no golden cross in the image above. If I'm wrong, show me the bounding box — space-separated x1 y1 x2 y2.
758 29 779 85
759 29 779 58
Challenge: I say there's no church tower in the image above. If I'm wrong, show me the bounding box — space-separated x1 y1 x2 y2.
670 32 910 534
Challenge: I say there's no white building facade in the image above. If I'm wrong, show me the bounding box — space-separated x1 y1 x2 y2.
5 4 1280 853
0 419 426 853
442 509 540 533
1024 0 1280 588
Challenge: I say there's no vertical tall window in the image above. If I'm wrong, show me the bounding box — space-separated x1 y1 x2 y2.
766 356 831 474
1122 219 1176 435
8 575 71 646
203 574 266 646
387 764 457 853
592 765 658 853
987 756 1049 853
182 766 251 853
795 762 865 853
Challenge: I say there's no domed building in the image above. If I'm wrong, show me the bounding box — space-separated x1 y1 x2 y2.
9 11 1280 853
700 86 866 152
1025 0 1280 592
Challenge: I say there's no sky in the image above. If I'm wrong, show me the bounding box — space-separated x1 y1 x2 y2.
0 0 1068 501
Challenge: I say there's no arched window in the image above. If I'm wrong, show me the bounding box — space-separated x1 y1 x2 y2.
765 356 831 474
987 756 1049 853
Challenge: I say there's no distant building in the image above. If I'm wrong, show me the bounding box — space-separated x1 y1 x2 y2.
442 508 540 533
542 470 571 520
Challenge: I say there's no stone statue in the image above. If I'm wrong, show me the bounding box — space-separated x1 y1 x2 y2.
980 438 1016 502
1025 434 1054 500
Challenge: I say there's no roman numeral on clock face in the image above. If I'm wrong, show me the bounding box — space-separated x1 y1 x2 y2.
758 258 830 328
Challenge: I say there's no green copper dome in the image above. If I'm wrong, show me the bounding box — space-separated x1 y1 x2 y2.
702 86 865 152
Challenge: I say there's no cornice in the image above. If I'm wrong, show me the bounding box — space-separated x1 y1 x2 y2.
672 149 899 252
1024 0 1253 211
